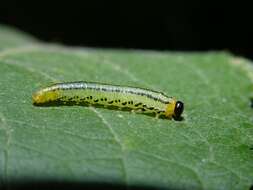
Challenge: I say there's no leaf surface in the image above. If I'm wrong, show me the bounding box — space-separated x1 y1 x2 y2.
0 25 253 190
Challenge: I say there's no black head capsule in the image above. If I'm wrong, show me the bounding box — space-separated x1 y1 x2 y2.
174 101 184 119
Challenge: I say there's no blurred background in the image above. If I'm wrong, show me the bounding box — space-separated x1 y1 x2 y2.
0 1 252 59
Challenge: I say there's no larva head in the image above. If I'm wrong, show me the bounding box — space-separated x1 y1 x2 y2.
174 101 184 119
165 99 184 119
32 88 60 105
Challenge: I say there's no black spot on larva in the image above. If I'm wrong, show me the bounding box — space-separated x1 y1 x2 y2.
157 111 163 114
80 98 86 101
108 101 114 104
61 96 68 100
86 96 90 99
101 98 104 101
143 104 147 108
135 103 142 107
115 100 118 103
104 98 107 101
148 107 154 110
90 96 92 99
122 102 127 105
141 108 146 112
94 99 99 102
118 99 121 102
131 101 133 104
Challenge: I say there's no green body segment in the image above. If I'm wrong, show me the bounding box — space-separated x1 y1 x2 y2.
33 82 176 117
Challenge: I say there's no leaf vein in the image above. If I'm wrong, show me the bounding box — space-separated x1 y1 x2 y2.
89 107 128 185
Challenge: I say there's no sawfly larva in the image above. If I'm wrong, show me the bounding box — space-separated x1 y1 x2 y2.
32 81 184 120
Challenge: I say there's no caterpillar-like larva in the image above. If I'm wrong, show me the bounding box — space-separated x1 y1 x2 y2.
32 81 184 119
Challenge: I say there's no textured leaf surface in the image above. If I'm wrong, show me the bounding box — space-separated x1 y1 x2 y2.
0 25 253 190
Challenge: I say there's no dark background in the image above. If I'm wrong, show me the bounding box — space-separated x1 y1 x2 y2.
0 1 252 60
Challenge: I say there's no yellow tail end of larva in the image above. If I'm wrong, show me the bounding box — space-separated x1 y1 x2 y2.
32 90 60 105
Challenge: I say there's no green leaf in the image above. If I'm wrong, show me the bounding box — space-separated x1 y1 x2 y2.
0 25 253 190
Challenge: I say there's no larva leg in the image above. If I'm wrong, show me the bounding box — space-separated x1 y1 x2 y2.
168 116 173 120
131 109 143 114
131 109 137 113
165 115 173 120
118 106 126 110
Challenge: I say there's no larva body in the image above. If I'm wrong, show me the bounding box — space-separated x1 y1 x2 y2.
32 82 184 119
